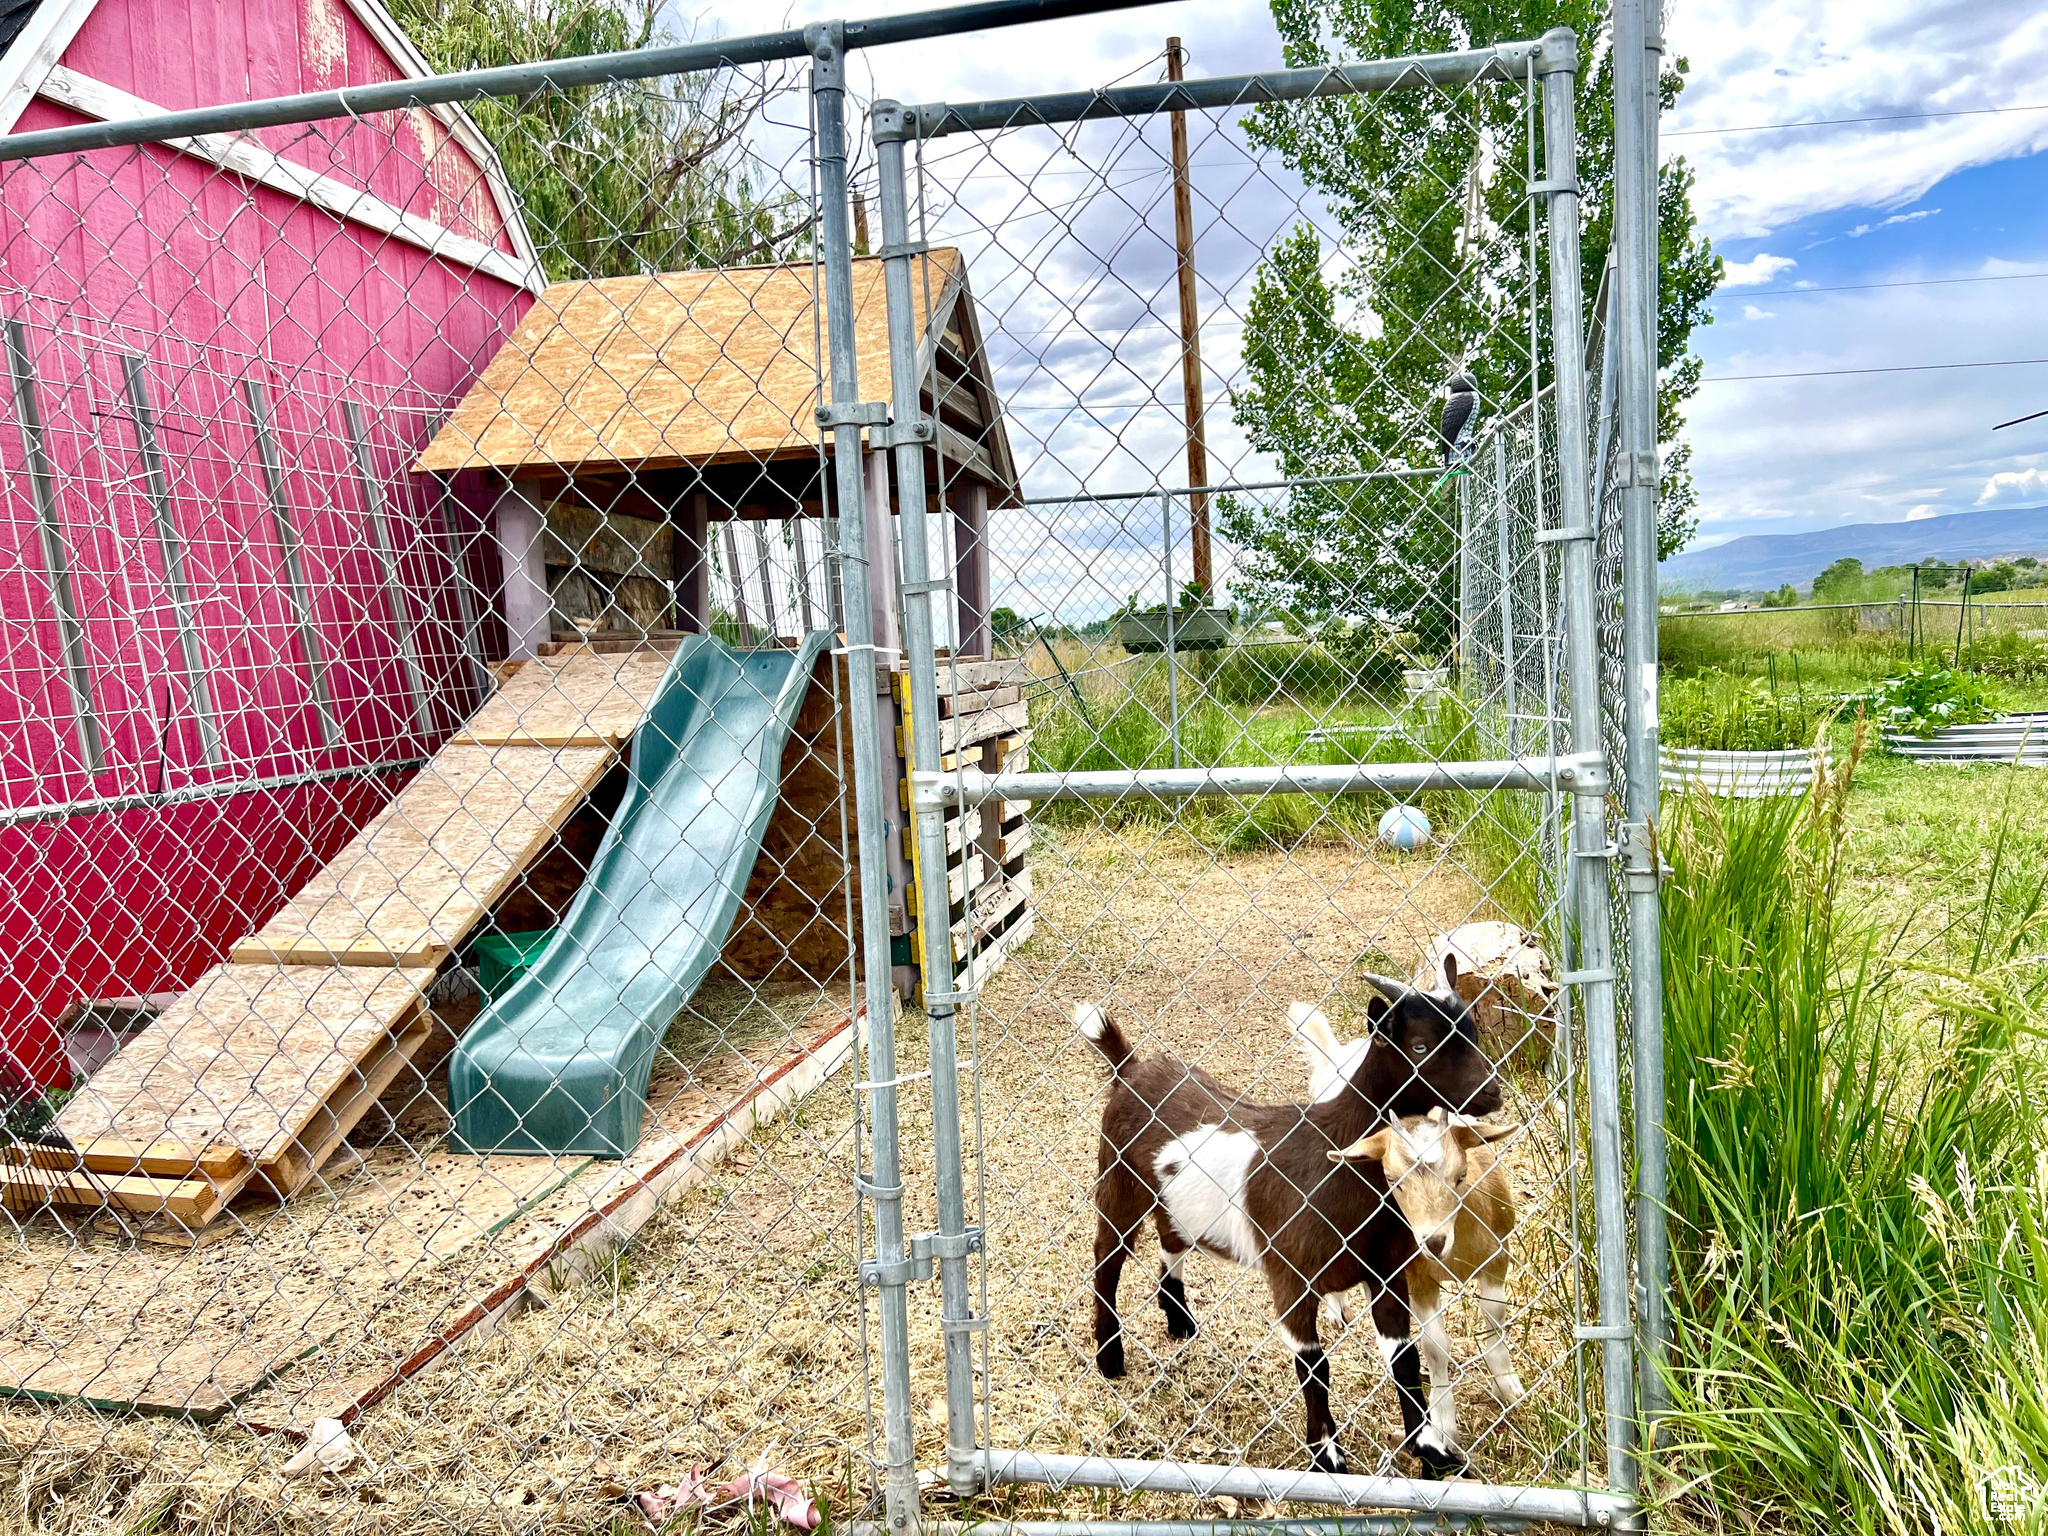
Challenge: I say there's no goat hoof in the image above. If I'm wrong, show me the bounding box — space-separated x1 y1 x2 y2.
1095 1338 1126 1378
1162 1307 1196 1340
1308 1441 1348 1476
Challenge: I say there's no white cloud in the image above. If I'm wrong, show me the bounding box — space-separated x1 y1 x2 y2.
1847 209 1939 237
1905 504 1941 520
1684 270 2048 539
1665 1 2048 238
1740 304 1773 321
1978 467 2048 505
1720 252 1796 287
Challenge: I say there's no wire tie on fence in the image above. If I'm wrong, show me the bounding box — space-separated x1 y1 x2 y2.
855 1175 904 1202
858 1067 933 1092
1526 177 1578 198
1535 524 1596 543
1574 1323 1634 1341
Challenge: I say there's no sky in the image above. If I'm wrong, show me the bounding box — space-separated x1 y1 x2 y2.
683 0 2048 597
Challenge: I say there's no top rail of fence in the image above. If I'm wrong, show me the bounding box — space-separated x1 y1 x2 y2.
882 39 1548 137
0 0 1174 163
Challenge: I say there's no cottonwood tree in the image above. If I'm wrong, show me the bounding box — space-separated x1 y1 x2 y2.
389 0 805 280
1224 0 1717 647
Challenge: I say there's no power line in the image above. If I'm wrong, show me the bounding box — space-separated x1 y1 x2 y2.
1667 101 2048 138
1712 269 2048 300
1993 405 2048 431
1702 357 2048 384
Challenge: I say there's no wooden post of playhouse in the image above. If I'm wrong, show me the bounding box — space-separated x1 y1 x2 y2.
672 490 711 634
950 481 990 657
492 481 552 658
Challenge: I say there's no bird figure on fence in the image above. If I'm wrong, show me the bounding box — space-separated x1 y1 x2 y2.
1438 373 1479 470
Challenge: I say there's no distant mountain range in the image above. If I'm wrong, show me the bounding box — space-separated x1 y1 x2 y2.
1661 506 2048 592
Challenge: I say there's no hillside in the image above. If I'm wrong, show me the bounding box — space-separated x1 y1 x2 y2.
1661 505 2048 591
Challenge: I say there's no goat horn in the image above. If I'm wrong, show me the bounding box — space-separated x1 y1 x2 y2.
1356 972 1413 1001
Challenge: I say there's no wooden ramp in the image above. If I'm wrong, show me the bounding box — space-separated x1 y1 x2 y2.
1 647 671 1230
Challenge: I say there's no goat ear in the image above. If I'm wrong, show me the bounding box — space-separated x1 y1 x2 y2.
1441 952 1461 992
1328 1128 1395 1164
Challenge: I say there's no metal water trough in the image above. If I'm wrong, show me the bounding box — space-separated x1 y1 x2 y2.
1883 712 2048 765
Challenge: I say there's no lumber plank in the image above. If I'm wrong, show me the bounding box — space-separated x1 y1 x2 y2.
232 745 613 967
52 1137 251 1182
0 1165 224 1224
55 964 435 1179
456 647 671 748
253 1014 434 1199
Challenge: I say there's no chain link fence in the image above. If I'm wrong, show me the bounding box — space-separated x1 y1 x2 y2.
0 5 1660 1532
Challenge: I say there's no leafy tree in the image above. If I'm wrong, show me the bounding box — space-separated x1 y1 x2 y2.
387 0 804 280
1810 557 1865 602
1761 583 1798 608
1223 0 1717 646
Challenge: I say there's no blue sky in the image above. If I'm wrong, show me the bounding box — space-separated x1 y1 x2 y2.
1665 0 2048 548
691 0 2048 569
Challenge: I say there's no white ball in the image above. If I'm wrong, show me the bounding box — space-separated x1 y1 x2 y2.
1378 805 1432 851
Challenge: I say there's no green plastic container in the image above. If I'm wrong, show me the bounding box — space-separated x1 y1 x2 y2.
472 929 558 1003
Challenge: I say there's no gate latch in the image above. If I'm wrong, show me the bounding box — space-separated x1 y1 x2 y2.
1618 819 1669 892
860 1227 984 1288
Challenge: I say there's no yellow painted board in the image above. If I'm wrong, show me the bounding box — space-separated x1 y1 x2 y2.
233 745 613 967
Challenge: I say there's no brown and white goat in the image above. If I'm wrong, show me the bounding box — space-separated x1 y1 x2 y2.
1075 971 1502 1480
1293 1006 1526 1449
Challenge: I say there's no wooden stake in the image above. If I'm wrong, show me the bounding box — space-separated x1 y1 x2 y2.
1167 37 1212 596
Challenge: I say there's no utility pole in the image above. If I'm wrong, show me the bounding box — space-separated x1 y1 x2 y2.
1166 37 1211 596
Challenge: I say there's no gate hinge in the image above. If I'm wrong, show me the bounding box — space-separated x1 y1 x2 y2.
860 1227 984 1288
1615 450 1660 491
817 400 891 431
872 414 936 450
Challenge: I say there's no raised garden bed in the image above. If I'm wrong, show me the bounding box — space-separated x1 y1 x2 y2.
1663 745 1825 799
1882 712 2048 765
1116 606 1232 652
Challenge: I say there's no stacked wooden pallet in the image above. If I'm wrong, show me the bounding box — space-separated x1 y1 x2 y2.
0 647 669 1231
895 657 1035 1000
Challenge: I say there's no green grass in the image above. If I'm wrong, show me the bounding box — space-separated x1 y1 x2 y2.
1656 741 2048 1533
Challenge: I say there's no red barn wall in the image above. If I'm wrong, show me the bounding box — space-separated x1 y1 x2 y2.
0 0 533 1086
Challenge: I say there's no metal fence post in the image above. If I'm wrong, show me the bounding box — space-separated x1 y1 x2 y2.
812 26 922 1533
1538 28 1641 1518
1612 0 1672 1441
872 98 985 1498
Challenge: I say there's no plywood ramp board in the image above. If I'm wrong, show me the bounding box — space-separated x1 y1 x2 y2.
455 649 671 748
55 965 436 1181
233 745 614 967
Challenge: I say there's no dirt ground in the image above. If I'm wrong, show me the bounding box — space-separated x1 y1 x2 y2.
0 824 1605 1533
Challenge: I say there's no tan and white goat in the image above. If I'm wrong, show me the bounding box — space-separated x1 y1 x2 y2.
1290 1004 1527 1446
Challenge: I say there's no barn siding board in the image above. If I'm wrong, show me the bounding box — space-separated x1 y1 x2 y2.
0 0 531 1081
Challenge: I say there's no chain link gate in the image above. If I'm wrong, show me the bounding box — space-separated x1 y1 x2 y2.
864 24 1653 1535
0 4 1664 1532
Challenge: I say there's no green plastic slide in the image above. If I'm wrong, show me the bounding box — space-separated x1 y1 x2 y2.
449 630 835 1157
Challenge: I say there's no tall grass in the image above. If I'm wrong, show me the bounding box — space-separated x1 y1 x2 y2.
1658 735 2048 1532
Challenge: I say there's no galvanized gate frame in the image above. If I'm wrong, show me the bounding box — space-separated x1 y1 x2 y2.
814 21 1666 1534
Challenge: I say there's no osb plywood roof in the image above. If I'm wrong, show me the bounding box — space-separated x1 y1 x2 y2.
418 251 988 476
